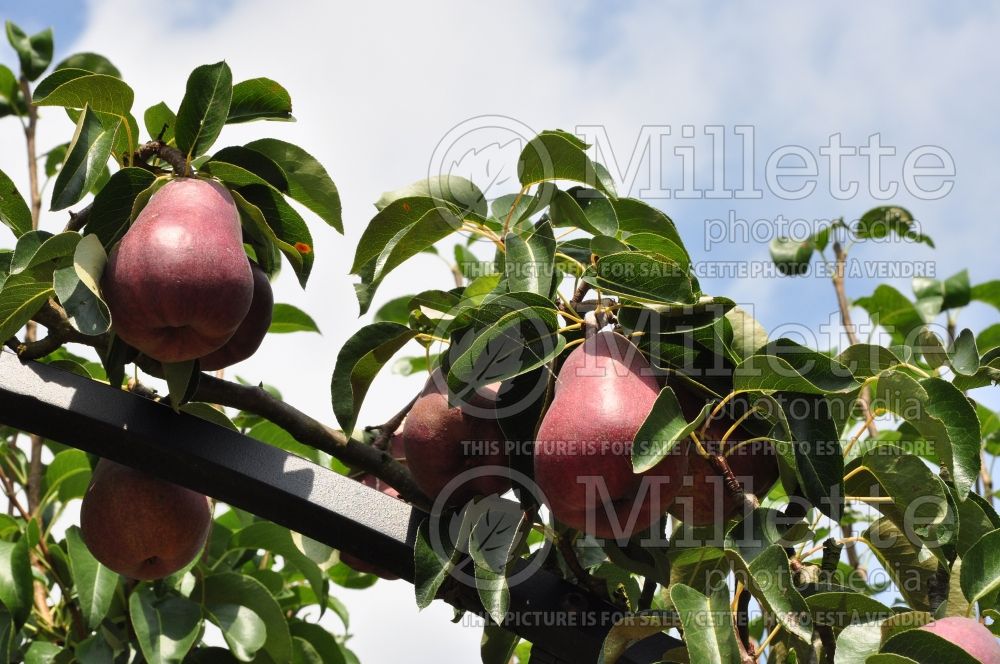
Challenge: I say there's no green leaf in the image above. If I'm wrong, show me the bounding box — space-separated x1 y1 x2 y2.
44 449 92 503
162 360 196 411
33 71 134 116
331 322 416 434
613 197 684 247
227 78 292 124
876 371 980 500
806 592 891 630
129 584 201 664
268 303 320 334
668 584 742 664
481 624 519 664
856 206 932 246
44 143 68 178
247 420 330 467
414 517 464 610
245 138 342 232
10 230 80 274
469 501 524 624
549 187 616 237
733 546 813 647
734 339 860 394
446 295 564 398
85 167 158 247
836 344 902 379
0 64 20 118
5 21 53 81
205 603 266 661
23 642 64 664
0 273 54 343
517 130 610 195
598 612 679 664
54 263 111 336
632 388 710 473
855 286 927 344
582 251 695 305
198 573 292 663
960 528 1000 607
51 105 118 210
175 61 233 158
504 219 554 296
863 518 938 611
179 403 238 431
376 175 487 218
231 522 326 611
65 526 117 629
0 539 32 627
236 184 314 287
351 197 463 313
289 621 347 664
846 448 954 551
971 280 1000 311
74 632 114 663
144 101 177 143
879 627 980 664
833 620 884 664
774 392 844 519
54 52 121 77
0 167 31 238
913 269 970 311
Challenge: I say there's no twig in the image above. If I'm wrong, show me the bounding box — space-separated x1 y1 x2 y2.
830 240 871 582
638 577 656 611
63 202 92 232
134 139 190 176
368 395 417 452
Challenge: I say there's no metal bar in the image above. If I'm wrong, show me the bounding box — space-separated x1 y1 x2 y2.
0 349 681 662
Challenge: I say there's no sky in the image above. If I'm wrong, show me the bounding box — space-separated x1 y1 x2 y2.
1 1 1000 661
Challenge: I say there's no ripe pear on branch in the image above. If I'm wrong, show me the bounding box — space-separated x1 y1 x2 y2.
668 389 779 527
403 368 511 505
102 178 254 363
534 323 689 540
80 459 212 580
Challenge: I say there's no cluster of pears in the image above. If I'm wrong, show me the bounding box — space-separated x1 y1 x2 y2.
392 326 778 542
81 177 276 579
101 177 275 369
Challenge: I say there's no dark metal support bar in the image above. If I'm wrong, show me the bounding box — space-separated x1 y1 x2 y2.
0 349 680 663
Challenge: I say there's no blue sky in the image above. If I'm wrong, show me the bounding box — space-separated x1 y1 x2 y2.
1 1 999 661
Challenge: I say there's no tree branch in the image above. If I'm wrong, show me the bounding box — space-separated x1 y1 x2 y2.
830 240 869 583
134 140 190 176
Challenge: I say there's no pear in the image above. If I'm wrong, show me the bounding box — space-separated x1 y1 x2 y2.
199 261 274 370
667 401 779 526
403 369 510 505
919 617 1000 663
102 178 253 363
534 330 688 539
80 459 212 580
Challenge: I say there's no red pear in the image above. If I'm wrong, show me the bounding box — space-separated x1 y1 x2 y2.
666 387 779 526
919 617 1000 663
80 459 212 580
102 178 253 363
534 330 688 539
199 262 273 370
403 370 510 505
